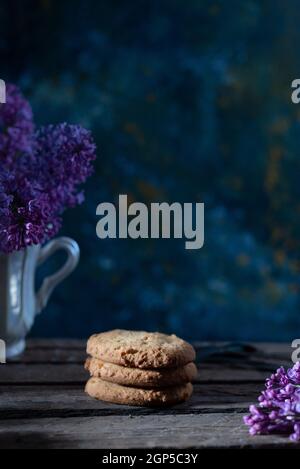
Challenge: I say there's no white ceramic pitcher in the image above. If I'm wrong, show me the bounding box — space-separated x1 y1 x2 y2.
0 237 80 358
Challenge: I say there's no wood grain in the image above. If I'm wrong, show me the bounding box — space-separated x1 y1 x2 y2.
0 340 297 449
0 363 268 384
0 383 262 418
0 413 294 449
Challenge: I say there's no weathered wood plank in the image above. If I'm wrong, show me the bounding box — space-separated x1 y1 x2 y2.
7 348 86 364
26 339 85 349
0 383 262 418
0 362 276 384
0 413 296 449
9 342 292 374
194 341 292 358
5 339 292 383
0 363 87 384
25 339 292 356
0 340 295 449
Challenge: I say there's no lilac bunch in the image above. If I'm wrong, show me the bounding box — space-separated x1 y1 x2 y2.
0 84 34 167
0 84 96 253
244 362 300 442
33 123 96 212
0 172 60 252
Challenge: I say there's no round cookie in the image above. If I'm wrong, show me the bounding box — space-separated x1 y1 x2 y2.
87 329 196 369
85 357 198 388
85 377 193 407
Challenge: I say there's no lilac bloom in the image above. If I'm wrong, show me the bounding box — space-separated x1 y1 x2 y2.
244 362 300 442
0 85 96 253
0 84 34 167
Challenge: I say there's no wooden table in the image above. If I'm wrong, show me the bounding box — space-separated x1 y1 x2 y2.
0 340 297 449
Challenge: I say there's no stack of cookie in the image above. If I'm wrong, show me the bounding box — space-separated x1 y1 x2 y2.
85 329 197 407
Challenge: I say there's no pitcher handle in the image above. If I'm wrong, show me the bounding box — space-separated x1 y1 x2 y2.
36 237 80 314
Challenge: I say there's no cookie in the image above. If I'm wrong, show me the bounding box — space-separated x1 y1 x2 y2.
85 377 193 407
85 357 198 388
87 329 196 369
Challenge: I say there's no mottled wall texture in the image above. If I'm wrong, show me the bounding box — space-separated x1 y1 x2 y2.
1 0 300 341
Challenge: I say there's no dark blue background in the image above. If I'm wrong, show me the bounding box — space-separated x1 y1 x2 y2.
1 0 300 341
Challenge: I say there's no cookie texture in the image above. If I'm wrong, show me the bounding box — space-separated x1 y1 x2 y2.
85 377 193 407
87 329 196 369
85 357 198 388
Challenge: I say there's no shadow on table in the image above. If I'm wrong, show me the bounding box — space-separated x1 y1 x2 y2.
0 431 72 449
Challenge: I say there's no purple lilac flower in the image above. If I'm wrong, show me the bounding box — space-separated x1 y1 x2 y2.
0 85 97 253
291 423 300 442
33 123 96 212
0 172 60 253
287 362 300 384
0 84 34 167
244 362 300 442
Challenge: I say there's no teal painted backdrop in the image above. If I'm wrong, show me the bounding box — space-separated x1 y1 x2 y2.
1 0 300 341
